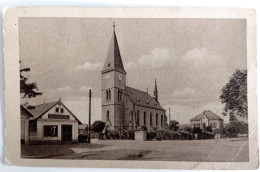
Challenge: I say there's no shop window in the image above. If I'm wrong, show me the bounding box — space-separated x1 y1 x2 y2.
44 125 58 137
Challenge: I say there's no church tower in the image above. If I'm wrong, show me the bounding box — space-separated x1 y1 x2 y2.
101 24 126 130
154 78 158 101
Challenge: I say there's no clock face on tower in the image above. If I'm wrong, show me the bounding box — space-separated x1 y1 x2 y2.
106 73 111 80
118 74 123 81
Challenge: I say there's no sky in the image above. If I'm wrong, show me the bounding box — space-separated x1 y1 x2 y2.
19 18 247 124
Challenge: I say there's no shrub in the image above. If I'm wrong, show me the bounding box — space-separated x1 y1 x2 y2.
147 130 157 140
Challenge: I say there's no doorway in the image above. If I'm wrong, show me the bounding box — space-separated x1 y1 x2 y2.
61 125 72 143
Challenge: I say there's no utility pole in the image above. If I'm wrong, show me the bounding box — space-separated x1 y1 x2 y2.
169 107 171 123
88 89 92 143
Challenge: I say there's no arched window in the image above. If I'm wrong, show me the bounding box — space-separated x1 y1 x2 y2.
144 112 146 125
106 110 109 121
161 115 164 128
150 113 153 126
136 110 140 126
156 113 158 126
118 90 122 101
106 90 108 100
108 89 111 100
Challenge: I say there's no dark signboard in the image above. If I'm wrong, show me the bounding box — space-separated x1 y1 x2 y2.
48 114 70 119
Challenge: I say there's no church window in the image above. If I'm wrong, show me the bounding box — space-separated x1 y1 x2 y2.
118 90 122 101
107 89 111 100
144 112 146 125
161 115 163 128
156 113 158 126
106 111 109 121
150 113 153 126
106 90 109 100
136 110 140 126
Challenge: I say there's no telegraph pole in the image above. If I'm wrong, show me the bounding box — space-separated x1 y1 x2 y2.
88 89 92 143
169 107 171 123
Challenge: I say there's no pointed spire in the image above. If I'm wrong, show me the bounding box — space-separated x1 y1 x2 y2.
154 78 158 101
102 23 126 74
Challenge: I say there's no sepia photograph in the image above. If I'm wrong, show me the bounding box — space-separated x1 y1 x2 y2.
3 7 258 170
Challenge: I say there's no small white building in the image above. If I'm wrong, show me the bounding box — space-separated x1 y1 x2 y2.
190 110 224 130
21 98 82 144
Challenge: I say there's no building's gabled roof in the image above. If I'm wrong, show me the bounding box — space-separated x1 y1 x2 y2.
102 25 126 74
125 86 165 111
190 110 223 121
24 99 82 124
20 105 34 117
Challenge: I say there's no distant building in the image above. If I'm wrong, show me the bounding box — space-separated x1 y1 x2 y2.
101 24 167 131
190 110 224 131
21 98 82 144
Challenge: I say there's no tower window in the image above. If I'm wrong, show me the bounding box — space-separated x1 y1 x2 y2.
106 89 111 100
106 111 109 121
118 90 122 101
150 113 153 126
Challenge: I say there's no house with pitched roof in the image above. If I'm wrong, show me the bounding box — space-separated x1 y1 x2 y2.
101 24 167 131
190 110 224 131
21 98 82 144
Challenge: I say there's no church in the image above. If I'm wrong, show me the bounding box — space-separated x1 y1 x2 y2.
101 25 167 131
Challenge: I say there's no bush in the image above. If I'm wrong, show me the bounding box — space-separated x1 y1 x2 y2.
147 130 157 140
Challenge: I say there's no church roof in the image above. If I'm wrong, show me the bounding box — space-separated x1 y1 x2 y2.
190 110 223 121
102 25 126 74
125 86 165 111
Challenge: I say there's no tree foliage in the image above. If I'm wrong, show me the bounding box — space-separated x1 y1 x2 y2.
169 120 179 131
91 121 106 134
20 61 42 99
220 69 247 118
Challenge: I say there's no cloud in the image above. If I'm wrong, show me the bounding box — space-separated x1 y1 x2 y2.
80 86 91 92
75 62 101 71
173 87 197 96
57 86 72 92
138 48 173 68
182 48 223 68
124 62 136 69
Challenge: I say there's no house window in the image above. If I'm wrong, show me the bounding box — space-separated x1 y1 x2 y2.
60 108 64 113
156 113 158 126
44 125 58 137
55 107 59 113
161 115 163 128
150 113 153 126
136 110 140 126
29 120 37 131
193 123 196 128
144 112 146 125
213 122 217 128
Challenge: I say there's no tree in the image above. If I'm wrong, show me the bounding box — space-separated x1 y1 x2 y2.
20 61 42 104
91 121 106 139
220 69 247 118
169 120 179 131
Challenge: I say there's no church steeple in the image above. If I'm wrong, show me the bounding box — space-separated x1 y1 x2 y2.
102 23 126 74
154 78 158 101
